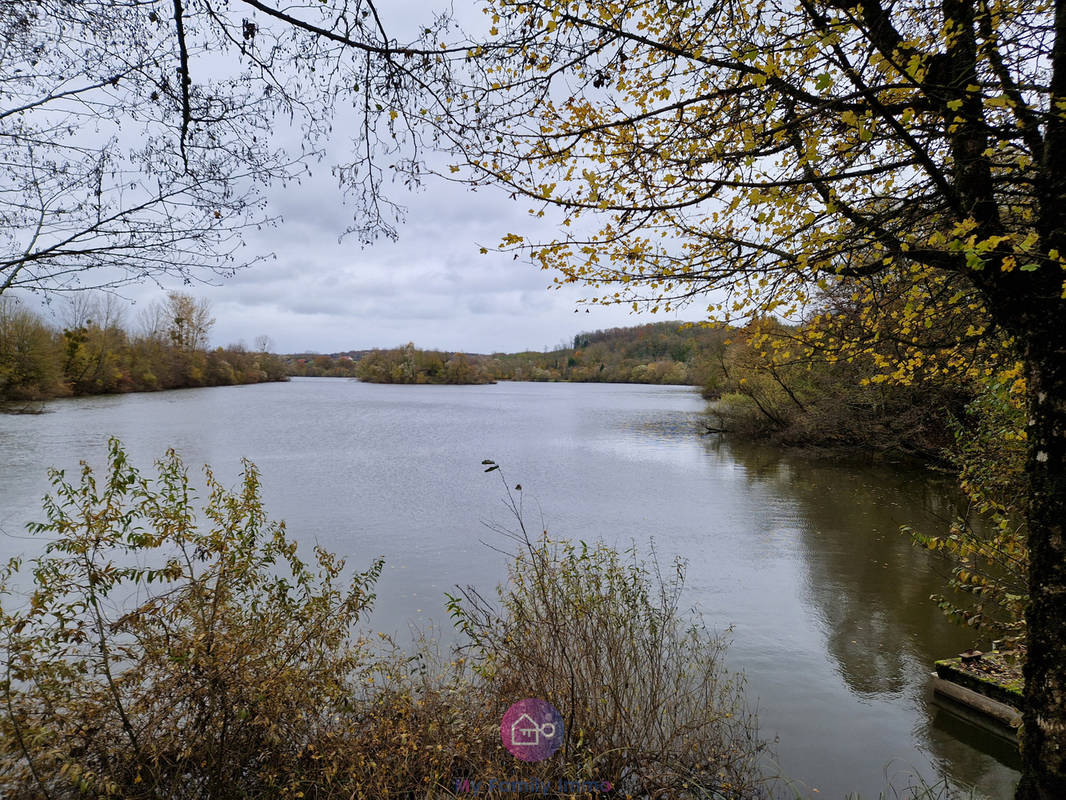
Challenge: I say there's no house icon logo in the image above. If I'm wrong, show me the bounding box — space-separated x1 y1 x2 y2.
500 698 564 761
510 712 556 747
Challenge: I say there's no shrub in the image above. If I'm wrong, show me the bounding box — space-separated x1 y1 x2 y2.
0 439 383 799
0 444 766 799
446 463 768 798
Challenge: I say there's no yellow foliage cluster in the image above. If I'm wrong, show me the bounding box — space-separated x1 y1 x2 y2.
445 0 1059 394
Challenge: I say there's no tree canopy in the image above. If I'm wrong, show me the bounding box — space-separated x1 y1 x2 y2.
442 0 1059 333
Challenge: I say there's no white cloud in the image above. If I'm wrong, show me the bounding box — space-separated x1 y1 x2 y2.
15 1 712 355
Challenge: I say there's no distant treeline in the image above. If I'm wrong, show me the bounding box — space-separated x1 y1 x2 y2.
292 322 731 386
287 354 360 378
492 322 729 384
1 289 999 460
0 293 287 402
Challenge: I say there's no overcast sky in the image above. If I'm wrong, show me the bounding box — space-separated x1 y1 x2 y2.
21 0 699 355
187 166 691 355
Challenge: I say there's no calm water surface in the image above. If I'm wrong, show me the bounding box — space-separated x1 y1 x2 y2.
0 379 1020 798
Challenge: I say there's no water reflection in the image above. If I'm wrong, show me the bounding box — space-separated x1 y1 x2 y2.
713 438 1019 796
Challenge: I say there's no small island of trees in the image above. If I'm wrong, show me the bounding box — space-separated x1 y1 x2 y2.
353 343 494 384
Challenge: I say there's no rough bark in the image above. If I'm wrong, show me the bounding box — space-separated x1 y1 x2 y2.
1015 322 1066 799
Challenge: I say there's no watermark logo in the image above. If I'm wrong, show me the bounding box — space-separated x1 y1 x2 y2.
453 777 613 794
500 698 564 761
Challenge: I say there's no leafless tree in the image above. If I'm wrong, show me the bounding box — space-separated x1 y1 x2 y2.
0 0 457 298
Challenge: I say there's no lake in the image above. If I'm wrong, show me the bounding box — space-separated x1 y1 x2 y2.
0 378 1020 798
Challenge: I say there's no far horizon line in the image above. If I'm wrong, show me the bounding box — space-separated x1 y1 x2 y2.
283 319 722 358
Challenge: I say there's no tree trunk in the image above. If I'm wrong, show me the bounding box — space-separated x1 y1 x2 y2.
1016 325 1066 799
